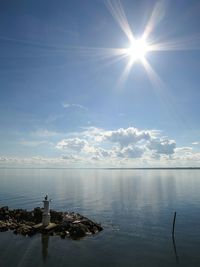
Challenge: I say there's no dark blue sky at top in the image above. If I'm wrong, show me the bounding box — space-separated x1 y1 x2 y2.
0 0 200 158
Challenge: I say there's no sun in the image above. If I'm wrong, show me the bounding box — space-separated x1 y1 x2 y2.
126 38 149 62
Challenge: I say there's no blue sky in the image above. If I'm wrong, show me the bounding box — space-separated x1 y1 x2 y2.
0 0 200 167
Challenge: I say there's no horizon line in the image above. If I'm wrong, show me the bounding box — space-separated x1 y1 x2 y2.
0 167 200 170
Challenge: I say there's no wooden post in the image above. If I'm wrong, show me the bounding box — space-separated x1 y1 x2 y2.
172 211 179 263
172 211 177 237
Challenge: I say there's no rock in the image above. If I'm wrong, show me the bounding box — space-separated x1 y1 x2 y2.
1 206 9 212
16 225 35 236
50 210 63 223
33 223 43 230
33 207 42 223
0 221 8 232
0 206 9 220
69 224 87 239
14 209 33 222
9 222 18 230
43 223 58 234
77 223 90 234
94 223 103 232
61 220 72 228
60 232 66 239
65 231 70 237
0 205 103 239
80 219 103 233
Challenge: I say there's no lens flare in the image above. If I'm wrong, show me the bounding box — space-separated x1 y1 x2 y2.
126 38 149 62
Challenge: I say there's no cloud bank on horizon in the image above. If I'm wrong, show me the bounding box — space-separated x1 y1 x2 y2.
1 125 200 168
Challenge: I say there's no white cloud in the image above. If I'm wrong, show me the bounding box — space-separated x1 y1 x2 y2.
171 146 200 166
115 145 145 158
5 126 200 168
80 127 105 142
89 147 112 158
56 137 88 152
147 137 176 155
0 156 62 167
175 147 193 153
62 154 83 162
192 141 200 145
102 127 151 147
55 126 177 162
62 103 88 111
0 156 8 162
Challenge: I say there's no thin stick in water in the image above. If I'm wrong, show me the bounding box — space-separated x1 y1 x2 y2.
172 211 177 237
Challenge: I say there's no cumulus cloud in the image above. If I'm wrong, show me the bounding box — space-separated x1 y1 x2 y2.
10 125 200 167
56 138 88 152
0 156 8 162
102 127 151 147
55 126 177 163
172 146 200 166
1 145 200 168
80 127 105 142
91 147 112 158
116 145 145 158
147 137 176 155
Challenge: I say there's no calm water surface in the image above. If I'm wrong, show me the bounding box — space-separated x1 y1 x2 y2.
0 169 200 267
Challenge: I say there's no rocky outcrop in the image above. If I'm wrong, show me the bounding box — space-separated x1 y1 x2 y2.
0 206 103 239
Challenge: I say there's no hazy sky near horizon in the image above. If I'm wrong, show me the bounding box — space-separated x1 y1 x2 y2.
0 0 200 167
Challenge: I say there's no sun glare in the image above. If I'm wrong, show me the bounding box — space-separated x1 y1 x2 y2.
75 0 200 86
126 38 149 62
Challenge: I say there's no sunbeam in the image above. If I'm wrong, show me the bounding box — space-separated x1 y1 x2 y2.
148 33 200 51
141 57 165 92
2 0 200 78
141 57 187 127
103 0 200 87
72 46 126 61
106 0 134 43
142 0 166 40
119 57 135 85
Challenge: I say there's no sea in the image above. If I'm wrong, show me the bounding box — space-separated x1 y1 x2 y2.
0 168 200 267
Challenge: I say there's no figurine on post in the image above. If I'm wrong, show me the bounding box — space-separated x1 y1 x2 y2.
42 195 51 227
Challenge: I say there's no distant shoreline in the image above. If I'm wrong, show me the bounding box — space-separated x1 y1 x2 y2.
0 167 200 170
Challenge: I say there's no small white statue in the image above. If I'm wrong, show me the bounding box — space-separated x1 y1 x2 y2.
42 195 51 227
